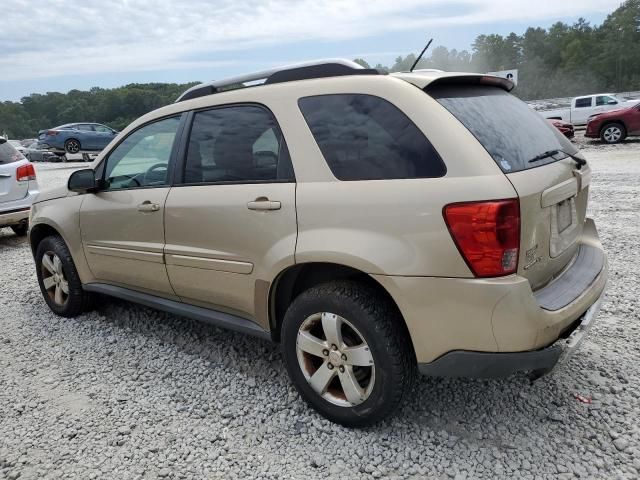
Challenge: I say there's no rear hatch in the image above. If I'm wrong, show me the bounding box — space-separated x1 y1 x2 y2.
0 140 29 204
429 84 588 290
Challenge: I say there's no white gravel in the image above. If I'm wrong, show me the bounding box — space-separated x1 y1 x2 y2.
1 136 639 479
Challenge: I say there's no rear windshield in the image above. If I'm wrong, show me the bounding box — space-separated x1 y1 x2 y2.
429 86 577 173
0 141 24 165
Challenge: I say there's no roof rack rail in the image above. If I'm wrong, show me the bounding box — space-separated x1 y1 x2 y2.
176 59 381 102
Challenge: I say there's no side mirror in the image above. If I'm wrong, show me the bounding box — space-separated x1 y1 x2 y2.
68 168 97 193
607 100 618 105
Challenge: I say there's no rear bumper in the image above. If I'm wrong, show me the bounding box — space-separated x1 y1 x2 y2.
418 285 606 377
0 188 39 227
0 207 30 226
372 218 608 367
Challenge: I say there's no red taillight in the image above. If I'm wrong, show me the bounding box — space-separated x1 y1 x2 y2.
443 199 520 277
16 163 36 182
46 130 60 136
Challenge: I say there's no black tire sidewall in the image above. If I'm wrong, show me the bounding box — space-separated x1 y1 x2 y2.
282 284 405 427
11 224 28 236
35 236 87 317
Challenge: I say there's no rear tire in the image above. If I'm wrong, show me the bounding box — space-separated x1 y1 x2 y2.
64 139 81 154
600 123 626 144
35 235 93 317
281 280 414 427
10 223 28 236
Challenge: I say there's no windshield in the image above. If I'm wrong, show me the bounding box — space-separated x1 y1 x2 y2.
429 85 578 173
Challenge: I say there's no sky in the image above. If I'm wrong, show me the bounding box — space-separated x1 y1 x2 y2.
0 0 622 101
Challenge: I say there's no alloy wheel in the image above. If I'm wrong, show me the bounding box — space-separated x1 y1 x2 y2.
296 312 375 407
41 251 69 306
66 140 80 153
603 126 622 143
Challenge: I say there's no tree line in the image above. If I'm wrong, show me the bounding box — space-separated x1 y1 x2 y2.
1 0 638 139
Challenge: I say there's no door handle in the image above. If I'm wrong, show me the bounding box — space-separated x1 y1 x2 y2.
0 174 11 178
247 198 281 211
137 201 160 212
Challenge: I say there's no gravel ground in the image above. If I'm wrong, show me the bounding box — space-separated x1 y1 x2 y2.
1 134 639 479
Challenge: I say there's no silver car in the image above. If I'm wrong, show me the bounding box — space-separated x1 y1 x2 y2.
0 139 39 236
24 142 61 162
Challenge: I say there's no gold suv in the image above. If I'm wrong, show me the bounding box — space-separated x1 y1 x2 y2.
29 60 607 427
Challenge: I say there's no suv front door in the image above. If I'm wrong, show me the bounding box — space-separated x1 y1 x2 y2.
80 115 182 296
164 105 297 327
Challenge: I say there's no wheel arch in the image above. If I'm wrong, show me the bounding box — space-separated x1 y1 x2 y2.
268 262 415 357
29 222 63 256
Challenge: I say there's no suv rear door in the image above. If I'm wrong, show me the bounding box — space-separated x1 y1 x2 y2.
0 141 29 204
430 85 589 290
163 105 296 328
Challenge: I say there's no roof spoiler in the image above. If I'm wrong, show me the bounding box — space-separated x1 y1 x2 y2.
425 74 515 92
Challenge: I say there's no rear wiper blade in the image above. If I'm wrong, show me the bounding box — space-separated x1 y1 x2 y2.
527 149 587 170
527 149 559 164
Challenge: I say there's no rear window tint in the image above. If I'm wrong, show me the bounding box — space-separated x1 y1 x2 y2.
0 141 24 165
430 86 577 173
298 94 446 181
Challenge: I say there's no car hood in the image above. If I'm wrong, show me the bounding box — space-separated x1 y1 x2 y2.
33 185 73 204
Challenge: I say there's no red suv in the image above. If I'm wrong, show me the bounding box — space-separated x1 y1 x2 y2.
585 102 640 144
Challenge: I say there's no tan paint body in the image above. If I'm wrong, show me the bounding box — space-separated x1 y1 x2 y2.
29 71 607 364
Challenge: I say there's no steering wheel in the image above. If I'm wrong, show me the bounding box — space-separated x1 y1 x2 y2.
143 162 168 185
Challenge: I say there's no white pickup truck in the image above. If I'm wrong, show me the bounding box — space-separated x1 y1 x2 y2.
541 93 638 126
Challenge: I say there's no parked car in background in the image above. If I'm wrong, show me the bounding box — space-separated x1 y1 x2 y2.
0 138 38 236
24 142 61 162
29 60 607 427
8 140 27 156
21 139 37 147
547 119 575 139
541 93 637 125
38 123 118 155
585 101 640 144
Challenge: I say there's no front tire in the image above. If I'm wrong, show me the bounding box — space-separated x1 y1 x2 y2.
64 139 81 154
35 235 93 317
600 123 626 144
281 281 414 427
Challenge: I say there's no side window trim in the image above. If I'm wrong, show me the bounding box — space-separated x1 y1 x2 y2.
173 102 295 186
95 112 188 192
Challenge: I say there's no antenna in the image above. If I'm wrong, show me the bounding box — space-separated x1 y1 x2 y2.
409 38 433 72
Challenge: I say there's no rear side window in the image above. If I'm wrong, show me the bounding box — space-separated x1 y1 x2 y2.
430 86 577 173
298 94 445 181
575 97 592 108
0 141 24 165
183 105 294 184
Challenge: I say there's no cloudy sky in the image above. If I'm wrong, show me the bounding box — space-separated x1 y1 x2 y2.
0 0 621 101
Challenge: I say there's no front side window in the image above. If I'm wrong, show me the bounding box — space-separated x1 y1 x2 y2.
183 105 293 184
596 95 617 106
298 94 445 181
94 125 113 133
575 97 592 108
77 124 94 131
103 116 180 190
